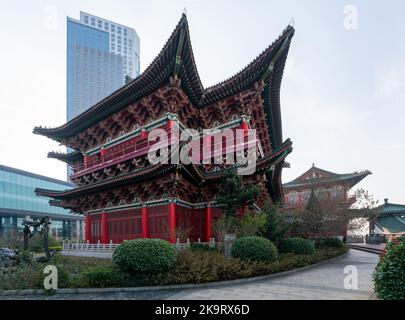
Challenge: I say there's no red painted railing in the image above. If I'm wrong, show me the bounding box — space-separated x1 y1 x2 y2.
70 125 254 179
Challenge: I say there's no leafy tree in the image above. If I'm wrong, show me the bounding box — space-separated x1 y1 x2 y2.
213 212 267 244
28 233 60 253
261 202 289 245
216 169 260 218
237 212 267 237
286 188 378 239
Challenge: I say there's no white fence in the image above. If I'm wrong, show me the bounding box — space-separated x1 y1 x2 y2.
62 238 216 252
62 240 118 252
175 238 216 250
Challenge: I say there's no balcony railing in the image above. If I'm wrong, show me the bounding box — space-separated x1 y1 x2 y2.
70 127 255 179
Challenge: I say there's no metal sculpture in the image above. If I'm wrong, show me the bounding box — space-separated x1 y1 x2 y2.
22 216 51 261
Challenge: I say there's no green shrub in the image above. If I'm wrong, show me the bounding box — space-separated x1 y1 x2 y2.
80 266 156 288
261 202 289 245
28 234 61 253
49 246 63 251
82 266 129 288
162 246 348 286
112 239 177 274
0 264 43 290
231 236 277 262
161 250 264 284
278 238 315 255
373 241 405 300
17 250 34 263
0 245 349 290
315 238 343 249
190 243 218 252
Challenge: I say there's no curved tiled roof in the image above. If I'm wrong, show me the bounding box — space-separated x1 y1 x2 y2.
374 200 405 234
376 216 405 234
283 165 371 189
33 14 295 143
376 200 405 216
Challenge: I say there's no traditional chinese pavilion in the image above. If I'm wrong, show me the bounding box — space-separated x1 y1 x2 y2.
283 164 371 209
34 14 295 244
369 199 405 241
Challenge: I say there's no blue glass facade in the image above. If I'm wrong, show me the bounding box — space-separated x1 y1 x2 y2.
0 165 83 240
67 17 124 121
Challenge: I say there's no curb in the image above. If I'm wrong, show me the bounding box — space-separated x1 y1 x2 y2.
368 292 379 300
0 251 349 297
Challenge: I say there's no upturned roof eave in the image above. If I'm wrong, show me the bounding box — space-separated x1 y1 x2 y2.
33 15 294 142
48 150 83 164
283 170 371 190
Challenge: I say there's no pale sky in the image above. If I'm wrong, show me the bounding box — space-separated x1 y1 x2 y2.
0 0 404 204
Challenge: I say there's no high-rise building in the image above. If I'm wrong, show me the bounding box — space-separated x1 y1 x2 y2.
67 12 140 121
80 12 140 79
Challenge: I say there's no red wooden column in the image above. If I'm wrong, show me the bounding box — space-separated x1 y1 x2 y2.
100 147 106 162
101 212 109 244
242 118 249 147
84 155 90 169
206 206 213 242
242 119 249 135
168 202 177 243
85 214 91 242
141 206 149 238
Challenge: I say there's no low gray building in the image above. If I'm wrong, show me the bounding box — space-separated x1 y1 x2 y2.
0 164 83 240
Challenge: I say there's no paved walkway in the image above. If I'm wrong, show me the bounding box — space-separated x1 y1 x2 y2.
1 249 379 300
168 250 379 300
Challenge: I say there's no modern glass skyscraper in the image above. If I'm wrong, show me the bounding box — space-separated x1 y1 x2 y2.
80 12 140 79
67 12 140 121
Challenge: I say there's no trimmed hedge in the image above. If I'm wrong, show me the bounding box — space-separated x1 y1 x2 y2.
373 241 405 300
315 238 343 249
112 239 177 274
28 234 61 253
49 246 63 252
231 236 277 262
190 243 218 252
278 238 315 255
82 266 129 288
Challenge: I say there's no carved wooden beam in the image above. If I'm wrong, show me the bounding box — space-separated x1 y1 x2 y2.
117 162 131 173
104 167 117 177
